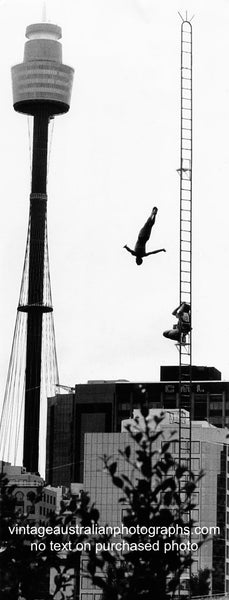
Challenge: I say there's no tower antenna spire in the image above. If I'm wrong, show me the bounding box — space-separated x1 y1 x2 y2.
42 1 47 22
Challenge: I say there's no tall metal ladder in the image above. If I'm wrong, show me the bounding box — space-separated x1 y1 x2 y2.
178 16 193 598
178 17 192 455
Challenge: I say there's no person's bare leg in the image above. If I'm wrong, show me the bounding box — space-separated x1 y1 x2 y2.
145 248 166 256
149 206 158 226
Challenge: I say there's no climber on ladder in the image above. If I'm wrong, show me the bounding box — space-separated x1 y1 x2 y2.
123 207 166 265
163 302 191 344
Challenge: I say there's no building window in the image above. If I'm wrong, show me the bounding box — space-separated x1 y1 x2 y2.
210 401 222 411
191 441 200 454
15 491 24 513
194 395 207 419
191 458 200 471
118 403 130 412
191 491 199 505
192 561 198 574
169 441 178 454
81 577 92 590
181 440 190 452
121 508 129 522
28 504 35 515
191 509 199 523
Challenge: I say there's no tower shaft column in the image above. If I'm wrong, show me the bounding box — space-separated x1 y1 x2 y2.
23 112 49 473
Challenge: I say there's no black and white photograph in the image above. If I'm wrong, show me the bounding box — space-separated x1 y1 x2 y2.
0 0 229 598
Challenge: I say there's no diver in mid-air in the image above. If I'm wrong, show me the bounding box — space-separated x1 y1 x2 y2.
123 207 166 265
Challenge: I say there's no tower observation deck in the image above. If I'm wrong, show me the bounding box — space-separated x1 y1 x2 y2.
0 21 74 473
12 22 73 116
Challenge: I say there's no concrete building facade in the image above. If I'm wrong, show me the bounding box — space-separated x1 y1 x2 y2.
0 461 62 523
80 410 229 599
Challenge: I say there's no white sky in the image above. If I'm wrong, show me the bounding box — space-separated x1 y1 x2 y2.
1 0 229 402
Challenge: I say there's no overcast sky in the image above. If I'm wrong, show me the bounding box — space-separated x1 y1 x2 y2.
1 0 229 409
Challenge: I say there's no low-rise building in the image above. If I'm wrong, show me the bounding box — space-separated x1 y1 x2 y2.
0 461 63 523
81 409 229 599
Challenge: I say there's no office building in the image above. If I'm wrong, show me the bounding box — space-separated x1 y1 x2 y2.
46 366 229 488
80 410 229 599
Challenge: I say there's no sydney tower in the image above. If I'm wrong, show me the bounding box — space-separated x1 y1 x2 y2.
10 21 74 473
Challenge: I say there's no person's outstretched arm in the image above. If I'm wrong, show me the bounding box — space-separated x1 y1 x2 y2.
144 248 166 256
123 245 136 256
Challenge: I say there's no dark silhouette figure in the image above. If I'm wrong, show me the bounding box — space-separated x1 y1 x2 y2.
124 207 166 265
163 302 191 344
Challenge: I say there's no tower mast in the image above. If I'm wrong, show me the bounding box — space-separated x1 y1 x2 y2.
178 15 192 493
9 21 74 472
178 15 193 599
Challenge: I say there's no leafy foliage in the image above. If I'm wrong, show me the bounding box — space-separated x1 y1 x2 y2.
190 568 211 597
82 409 202 600
0 410 202 600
